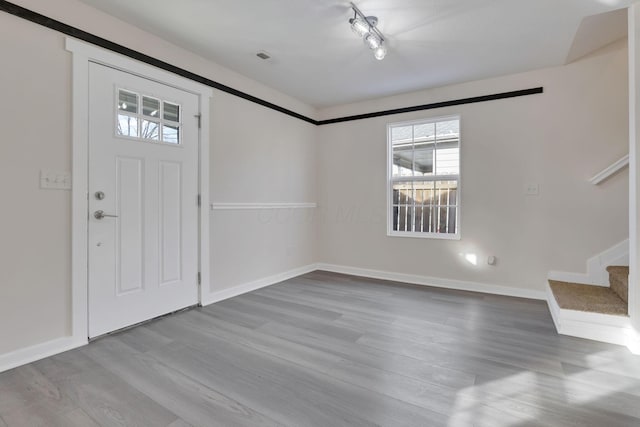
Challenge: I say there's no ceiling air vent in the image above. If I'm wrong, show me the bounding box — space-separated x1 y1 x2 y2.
256 51 271 60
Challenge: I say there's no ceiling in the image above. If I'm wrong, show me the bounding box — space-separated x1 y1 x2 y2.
77 0 634 108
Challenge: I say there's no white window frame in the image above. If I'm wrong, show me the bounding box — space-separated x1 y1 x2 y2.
387 115 461 240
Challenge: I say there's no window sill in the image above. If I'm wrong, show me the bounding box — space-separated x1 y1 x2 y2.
387 231 461 240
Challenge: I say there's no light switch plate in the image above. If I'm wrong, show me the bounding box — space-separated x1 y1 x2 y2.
40 170 72 190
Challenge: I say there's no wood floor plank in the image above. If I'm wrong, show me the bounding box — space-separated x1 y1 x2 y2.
83 337 283 427
145 320 448 426
1 271 640 426
54 364 180 427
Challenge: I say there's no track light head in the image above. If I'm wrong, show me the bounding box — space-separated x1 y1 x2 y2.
349 16 370 37
374 45 387 60
364 33 382 50
349 2 388 60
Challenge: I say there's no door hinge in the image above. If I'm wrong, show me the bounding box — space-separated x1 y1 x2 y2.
195 114 201 129
197 272 201 285
197 194 201 206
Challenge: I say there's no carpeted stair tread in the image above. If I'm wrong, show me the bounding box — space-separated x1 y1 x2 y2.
548 280 628 316
606 265 629 304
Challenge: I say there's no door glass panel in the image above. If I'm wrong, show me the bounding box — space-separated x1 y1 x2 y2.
117 115 138 138
116 90 183 145
162 125 180 144
164 102 180 122
118 90 138 114
142 96 160 118
141 120 160 140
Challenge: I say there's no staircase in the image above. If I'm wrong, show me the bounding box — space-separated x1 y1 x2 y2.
547 266 633 346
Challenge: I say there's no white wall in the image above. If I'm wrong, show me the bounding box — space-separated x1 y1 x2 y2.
210 91 317 293
316 40 629 292
0 0 317 356
0 0 630 362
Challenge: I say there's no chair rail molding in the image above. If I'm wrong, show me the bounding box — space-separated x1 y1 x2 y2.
210 202 317 210
589 154 629 185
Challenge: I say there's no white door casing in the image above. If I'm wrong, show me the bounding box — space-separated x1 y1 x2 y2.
68 38 212 344
88 63 199 337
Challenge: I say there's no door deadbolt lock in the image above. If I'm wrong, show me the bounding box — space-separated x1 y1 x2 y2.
94 210 118 220
95 191 105 200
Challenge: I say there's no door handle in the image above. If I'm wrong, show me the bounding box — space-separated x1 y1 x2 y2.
94 210 118 220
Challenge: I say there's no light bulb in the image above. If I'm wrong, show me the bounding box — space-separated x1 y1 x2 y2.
374 45 387 60
350 17 370 37
364 33 381 50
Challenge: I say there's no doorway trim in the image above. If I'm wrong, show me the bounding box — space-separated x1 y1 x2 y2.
67 38 212 344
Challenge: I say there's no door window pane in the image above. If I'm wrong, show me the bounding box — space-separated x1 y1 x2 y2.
142 96 160 118
141 120 160 140
164 102 180 122
117 114 138 138
118 90 138 114
162 125 180 144
115 90 183 145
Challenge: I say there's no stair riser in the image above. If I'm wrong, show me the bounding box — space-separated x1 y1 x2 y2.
609 275 628 304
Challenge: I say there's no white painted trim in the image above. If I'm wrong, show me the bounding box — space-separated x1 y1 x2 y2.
66 39 214 96
629 4 640 333
0 337 85 374
589 154 629 185
548 239 629 286
201 264 317 306
316 263 546 300
547 271 593 285
546 282 639 352
66 38 213 343
198 91 211 307
70 43 90 343
210 202 317 210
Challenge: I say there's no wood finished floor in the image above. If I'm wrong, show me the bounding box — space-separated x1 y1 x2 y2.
2 271 640 427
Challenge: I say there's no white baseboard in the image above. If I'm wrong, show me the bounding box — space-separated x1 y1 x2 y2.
548 239 629 286
546 282 639 353
0 336 87 374
201 263 318 306
316 263 547 300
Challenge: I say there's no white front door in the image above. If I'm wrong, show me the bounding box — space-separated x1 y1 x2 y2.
88 63 200 338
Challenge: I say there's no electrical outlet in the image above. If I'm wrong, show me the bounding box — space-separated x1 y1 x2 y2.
525 183 539 196
40 170 72 190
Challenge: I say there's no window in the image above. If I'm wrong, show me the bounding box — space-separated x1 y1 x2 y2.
388 116 460 239
116 89 182 144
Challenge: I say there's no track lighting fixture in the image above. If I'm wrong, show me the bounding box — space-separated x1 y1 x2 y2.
349 2 387 60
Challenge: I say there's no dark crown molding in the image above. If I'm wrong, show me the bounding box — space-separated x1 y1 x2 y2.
0 0 543 126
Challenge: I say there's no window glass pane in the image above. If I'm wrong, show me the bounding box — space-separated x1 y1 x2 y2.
162 125 180 144
389 118 460 236
141 120 160 140
435 147 459 175
392 149 414 177
413 144 434 176
392 206 400 231
391 125 412 145
435 180 457 205
413 123 435 143
164 102 180 122
143 97 160 117
117 114 138 137
447 207 457 234
118 90 138 114
435 120 459 140
392 188 400 204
